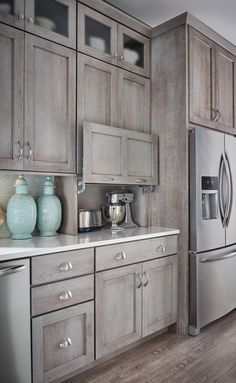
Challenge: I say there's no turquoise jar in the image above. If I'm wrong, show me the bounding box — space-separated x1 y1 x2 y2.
7 175 37 240
36 176 62 237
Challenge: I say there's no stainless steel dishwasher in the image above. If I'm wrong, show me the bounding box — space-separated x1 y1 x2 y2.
0 258 31 383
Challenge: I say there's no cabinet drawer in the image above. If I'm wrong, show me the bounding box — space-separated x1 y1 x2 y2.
151 235 178 257
32 275 94 316
31 248 94 285
32 302 94 383
96 240 153 271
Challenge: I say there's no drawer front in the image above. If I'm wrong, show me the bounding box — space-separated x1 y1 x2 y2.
32 275 94 316
96 240 153 271
151 235 178 258
32 302 94 383
31 248 94 285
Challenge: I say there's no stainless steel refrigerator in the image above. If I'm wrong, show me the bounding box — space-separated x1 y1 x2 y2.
189 127 236 336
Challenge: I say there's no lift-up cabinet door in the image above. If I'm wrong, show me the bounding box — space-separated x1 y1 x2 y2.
83 122 158 185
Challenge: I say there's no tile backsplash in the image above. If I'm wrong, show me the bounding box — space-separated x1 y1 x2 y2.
0 174 48 238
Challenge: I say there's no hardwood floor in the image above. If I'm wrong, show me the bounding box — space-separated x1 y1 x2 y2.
64 311 236 383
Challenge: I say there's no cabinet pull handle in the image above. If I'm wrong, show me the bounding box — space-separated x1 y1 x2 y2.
58 337 72 349
136 272 143 288
17 13 25 20
59 290 73 301
26 142 32 160
212 108 218 121
157 244 166 252
216 109 221 122
16 140 23 160
136 179 146 183
115 251 126 261
27 17 34 24
59 262 73 272
103 177 114 181
143 271 149 287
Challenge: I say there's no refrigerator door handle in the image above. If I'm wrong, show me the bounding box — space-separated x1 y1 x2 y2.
199 251 236 263
219 154 226 227
225 152 233 227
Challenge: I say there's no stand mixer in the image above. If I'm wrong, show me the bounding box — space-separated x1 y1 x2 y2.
103 191 137 230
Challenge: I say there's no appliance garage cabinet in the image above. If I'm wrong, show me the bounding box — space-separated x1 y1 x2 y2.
29 231 178 382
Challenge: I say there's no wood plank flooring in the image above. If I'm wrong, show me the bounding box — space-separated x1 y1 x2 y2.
64 311 236 383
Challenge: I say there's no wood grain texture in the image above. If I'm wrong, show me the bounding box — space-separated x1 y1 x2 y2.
31 248 94 285
150 25 189 335
0 24 24 170
31 274 94 316
32 302 94 383
63 310 236 383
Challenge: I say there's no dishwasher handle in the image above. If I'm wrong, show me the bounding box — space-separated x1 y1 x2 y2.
0 264 26 277
199 251 236 263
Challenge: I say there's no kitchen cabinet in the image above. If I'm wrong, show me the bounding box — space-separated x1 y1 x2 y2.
83 121 158 185
189 27 235 131
78 3 150 77
0 0 76 48
118 69 150 133
32 302 94 383
0 23 24 171
24 34 76 173
142 255 178 337
96 264 142 358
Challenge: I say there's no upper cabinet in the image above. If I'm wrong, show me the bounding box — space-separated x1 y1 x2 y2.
78 3 150 77
0 0 76 48
83 122 158 185
189 27 235 132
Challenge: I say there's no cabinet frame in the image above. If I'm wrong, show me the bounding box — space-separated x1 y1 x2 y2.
0 0 25 29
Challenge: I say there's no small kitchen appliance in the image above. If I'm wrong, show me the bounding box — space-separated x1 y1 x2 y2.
78 209 102 232
103 191 137 230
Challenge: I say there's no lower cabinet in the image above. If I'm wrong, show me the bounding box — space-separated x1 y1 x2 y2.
96 255 178 358
32 302 94 383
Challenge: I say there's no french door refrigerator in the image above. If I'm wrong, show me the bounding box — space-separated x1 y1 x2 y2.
189 127 236 336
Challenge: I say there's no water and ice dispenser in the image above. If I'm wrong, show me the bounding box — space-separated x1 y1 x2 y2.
201 176 218 220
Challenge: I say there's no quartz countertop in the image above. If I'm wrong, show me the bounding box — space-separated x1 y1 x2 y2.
0 226 179 261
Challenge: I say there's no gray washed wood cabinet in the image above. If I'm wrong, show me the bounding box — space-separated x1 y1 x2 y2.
0 23 24 170
189 27 235 131
0 0 24 29
24 34 76 173
83 121 158 185
32 302 94 383
77 3 150 77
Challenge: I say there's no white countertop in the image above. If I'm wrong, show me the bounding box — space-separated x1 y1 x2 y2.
0 226 179 261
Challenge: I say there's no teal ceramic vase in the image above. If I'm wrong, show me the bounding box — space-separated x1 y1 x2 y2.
7 175 37 239
36 176 62 237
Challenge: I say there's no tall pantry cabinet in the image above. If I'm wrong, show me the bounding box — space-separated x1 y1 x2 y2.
150 12 236 334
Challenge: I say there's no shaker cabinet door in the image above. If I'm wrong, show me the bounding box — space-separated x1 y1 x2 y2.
24 35 76 173
142 255 178 337
118 69 150 133
215 46 234 130
77 54 117 174
96 264 142 359
32 302 94 383
0 24 24 170
189 28 214 127
25 0 76 48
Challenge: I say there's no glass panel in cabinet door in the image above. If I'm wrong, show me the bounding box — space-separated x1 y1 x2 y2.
34 0 68 37
85 16 111 55
0 0 24 29
123 34 144 69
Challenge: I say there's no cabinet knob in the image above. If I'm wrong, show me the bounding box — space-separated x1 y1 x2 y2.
26 142 32 160
115 251 126 261
136 272 143 288
27 17 34 24
120 55 124 60
157 244 166 252
58 337 72 349
59 262 73 272
114 52 118 58
142 271 149 287
17 13 25 21
59 290 73 301
16 140 23 160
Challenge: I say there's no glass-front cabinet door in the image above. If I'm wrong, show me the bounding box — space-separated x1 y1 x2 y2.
78 3 118 65
24 0 76 48
118 25 150 77
0 0 24 29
